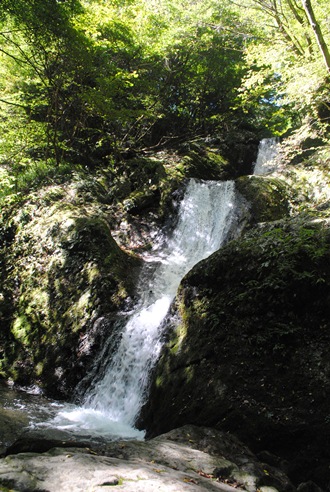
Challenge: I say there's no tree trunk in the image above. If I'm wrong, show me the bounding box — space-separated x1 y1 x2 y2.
300 0 330 72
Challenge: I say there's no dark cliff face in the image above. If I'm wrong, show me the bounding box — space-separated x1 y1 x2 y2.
138 218 330 487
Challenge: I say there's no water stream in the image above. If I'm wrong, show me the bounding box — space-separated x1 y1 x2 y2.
253 137 279 175
0 178 239 442
49 178 237 438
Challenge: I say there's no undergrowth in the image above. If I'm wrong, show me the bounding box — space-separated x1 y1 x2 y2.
0 159 75 203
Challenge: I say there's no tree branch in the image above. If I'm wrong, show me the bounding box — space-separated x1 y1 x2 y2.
0 97 28 109
300 0 330 72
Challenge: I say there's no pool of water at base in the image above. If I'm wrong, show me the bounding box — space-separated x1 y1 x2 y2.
0 384 144 449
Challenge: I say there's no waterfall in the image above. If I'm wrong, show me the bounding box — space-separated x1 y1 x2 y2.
52 179 237 438
253 137 279 175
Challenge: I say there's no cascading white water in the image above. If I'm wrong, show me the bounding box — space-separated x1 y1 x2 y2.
253 137 279 175
51 178 237 438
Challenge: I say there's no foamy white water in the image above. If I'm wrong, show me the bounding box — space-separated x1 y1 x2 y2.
254 137 279 175
51 179 237 438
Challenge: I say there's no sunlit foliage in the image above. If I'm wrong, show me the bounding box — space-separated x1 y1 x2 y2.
0 0 329 196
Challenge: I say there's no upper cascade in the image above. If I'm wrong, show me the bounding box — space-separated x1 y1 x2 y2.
253 138 279 175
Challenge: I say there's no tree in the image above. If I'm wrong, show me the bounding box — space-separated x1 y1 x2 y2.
0 0 89 166
300 0 330 73
1 0 319 186
237 0 330 134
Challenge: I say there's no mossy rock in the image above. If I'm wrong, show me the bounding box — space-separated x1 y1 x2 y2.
181 146 230 181
123 186 161 214
139 217 330 488
236 175 291 223
126 157 167 184
0 196 141 397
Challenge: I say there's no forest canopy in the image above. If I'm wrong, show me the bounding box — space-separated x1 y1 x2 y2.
0 0 329 196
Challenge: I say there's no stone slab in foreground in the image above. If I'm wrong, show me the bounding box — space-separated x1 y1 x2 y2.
0 425 297 492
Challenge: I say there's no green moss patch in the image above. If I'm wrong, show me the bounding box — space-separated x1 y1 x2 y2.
0 185 141 395
236 175 291 223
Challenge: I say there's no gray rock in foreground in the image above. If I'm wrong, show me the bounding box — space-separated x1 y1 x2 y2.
0 425 298 492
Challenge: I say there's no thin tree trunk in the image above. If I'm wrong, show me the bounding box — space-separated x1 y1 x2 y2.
300 0 330 72
286 0 313 56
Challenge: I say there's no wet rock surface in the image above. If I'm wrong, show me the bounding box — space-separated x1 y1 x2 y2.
0 190 142 398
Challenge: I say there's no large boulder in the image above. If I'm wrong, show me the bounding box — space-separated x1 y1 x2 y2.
0 186 141 398
236 175 291 223
138 217 330 489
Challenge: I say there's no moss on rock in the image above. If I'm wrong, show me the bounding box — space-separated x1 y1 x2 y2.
179 144 230 181
0 188 141 397
236 175 292 223
139 217 330 487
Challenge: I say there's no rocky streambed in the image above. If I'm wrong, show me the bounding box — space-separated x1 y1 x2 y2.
0 403 301 492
